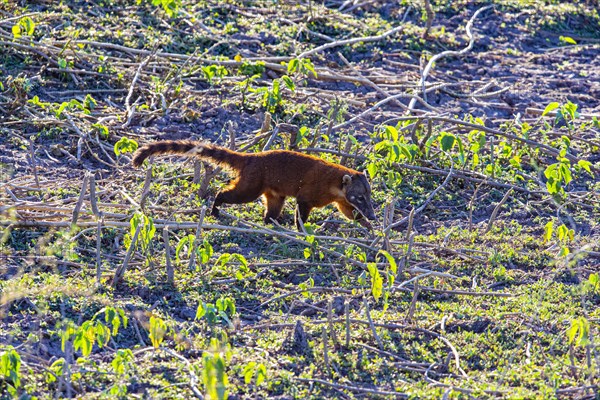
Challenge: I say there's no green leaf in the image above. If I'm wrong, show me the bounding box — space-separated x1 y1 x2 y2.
399 144 412 160
440 133 456 151
367 263 383 302
378 250 397 275
366 162 378 179
61 323 76 352
357 271 367 286
58 58 68 69
558 246 570 257
303 247 312 259
472 152 479 168
560 163 572 185
301 58 317 77
271 78 280 96
148 316 167 348
215 253 231 268
521 122 532 137
567 317 590 346
577 160 593 176
373 140 389 153
287 58 299 74
162 0 179 18
56 102 68 118
243 362 256 384
114 137 139 156
196 302 207 320
198 240 214 264
120 309 129 329
456 136 465 165
226 298 236 315
390 143 401 162
589 273 599 287
0 348 21 390
543 220 554 243
509 155 521 168
231 253 248 270
108 308 122 335
281 75 295 92
559 36 577 45
175 235 192 263
84 94 97 112
240 61 265 76
12 24 22 38
95 322 111 347
385 125 399 142
557 224 570 242
544 163 559 180
74 330 93 357
21 17 35 35
566 319 579 344
28 95 46 108
92 123 109 138
47 358 64 383
542 102 559 116
256 363 267 385
546 177 558 194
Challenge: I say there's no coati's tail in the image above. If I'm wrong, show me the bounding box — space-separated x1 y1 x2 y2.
131 140 245 170
132 140 198 167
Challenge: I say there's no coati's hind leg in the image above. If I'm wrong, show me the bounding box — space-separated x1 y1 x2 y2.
295 201 314 231
263 193 286 224
211 179 263 217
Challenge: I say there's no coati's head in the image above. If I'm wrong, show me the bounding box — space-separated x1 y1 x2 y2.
342 173 376 221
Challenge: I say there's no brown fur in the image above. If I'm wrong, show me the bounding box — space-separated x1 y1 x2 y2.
132 140 376 229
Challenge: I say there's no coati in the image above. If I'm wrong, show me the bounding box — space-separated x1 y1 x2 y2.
132 140 377 230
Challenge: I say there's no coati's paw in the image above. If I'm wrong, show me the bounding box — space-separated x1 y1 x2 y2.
360 220 373 230
263 215 284 225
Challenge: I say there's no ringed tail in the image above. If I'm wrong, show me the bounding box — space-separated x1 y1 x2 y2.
131 140 245 170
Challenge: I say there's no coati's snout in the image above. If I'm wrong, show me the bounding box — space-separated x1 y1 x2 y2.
342 174 376 221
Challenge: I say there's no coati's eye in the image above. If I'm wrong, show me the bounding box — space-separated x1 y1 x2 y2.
350 196 355 201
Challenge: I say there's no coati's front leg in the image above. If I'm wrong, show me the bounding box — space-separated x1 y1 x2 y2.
211 179 262 218
336 202 373 230
295 201 313 231
263 193 286 224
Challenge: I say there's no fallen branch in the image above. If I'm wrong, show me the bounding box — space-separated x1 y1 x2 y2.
297 23 405 60
363 297 383 349
112 223 142 287
408 5 493 111
484 188 513 234
296 377 407 397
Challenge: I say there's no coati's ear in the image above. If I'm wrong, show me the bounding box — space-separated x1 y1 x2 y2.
342 174 352 187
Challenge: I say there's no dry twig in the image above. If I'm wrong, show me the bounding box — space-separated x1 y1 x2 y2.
408 5 493 111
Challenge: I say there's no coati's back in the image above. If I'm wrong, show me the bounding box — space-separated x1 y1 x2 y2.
250 150 356 198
